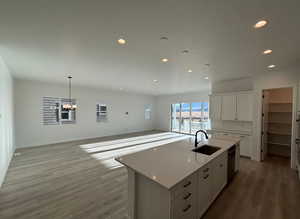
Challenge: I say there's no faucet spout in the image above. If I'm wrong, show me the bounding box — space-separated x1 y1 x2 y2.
194 130 208 148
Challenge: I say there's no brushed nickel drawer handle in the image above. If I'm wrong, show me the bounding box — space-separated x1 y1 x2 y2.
182 204 191 212
183 193 192 200
203 168 209 172
203 174 209 179
183 181 191 188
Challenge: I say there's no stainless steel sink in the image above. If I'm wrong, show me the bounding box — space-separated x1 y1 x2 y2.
192 145 221 155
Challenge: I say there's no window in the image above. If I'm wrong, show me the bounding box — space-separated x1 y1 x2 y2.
145 104 152 120
171 102 210 135
42 97 76 125
96 103 107 122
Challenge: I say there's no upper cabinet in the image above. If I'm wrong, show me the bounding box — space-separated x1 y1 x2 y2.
236 93 253 121
209 92 253 122
209 96 222 120
221 94 236 121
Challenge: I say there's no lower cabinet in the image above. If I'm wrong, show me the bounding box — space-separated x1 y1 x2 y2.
197 152 228 218
239 136 252 158
172 173 197 219
129 151 230 219
212 152 228 198
197 163 213 217
212 132 252 158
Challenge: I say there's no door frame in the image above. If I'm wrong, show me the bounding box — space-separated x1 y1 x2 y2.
258 86 297 169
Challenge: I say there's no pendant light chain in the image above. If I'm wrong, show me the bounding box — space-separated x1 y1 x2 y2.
63 75 77 110
68 76 72 104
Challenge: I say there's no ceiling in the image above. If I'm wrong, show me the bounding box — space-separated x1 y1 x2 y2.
0 0 299 95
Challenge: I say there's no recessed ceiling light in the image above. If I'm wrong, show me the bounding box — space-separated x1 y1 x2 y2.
188 69 192 73
161 58 169 63
204 77 209 80
263 49 272 54
117 38 126 45
119 88 123 91
268 64 276 69
254 20 268 29
153 79 158 83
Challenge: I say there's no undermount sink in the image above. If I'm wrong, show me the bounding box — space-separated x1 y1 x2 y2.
192 145 221 155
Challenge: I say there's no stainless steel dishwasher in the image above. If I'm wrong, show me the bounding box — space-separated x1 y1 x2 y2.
227 145 236 183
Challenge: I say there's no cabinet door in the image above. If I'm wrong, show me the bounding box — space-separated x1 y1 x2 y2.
239 136 252 157
197 164 212 218
212 152 228 199
209 96 222 120
236 93 253 121
298 81 300 111
221 95 237 121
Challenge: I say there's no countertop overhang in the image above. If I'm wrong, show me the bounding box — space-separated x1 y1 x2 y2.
116 136 240 190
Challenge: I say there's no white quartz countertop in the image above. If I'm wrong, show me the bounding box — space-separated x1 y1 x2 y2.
116 137 240 190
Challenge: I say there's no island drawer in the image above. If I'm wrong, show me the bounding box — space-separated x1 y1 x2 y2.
173 200 196 219
172 172 197 198
199 162 212 178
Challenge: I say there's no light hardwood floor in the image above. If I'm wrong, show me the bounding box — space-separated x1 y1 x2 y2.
0 132 300 219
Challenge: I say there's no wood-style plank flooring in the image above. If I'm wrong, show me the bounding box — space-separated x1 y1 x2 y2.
0 131 300 219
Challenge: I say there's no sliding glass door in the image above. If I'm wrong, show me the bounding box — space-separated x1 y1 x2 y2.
171 103 181 132
171 102 210 135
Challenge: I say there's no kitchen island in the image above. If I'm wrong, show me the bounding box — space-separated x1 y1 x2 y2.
116 136 240 219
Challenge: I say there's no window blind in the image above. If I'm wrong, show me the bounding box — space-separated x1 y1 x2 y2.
42 97 60 125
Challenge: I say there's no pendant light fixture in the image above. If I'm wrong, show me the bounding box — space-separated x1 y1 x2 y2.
62 76 77 110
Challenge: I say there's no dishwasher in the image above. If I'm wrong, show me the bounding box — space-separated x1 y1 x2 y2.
227 145 236 183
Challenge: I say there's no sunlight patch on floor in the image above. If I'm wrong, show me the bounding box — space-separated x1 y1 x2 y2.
79 133 190 170
80 132 173 149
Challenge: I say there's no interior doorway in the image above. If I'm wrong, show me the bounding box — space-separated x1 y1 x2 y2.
261 87 293 161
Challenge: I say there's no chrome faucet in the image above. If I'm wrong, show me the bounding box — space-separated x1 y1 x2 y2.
195 130 209 148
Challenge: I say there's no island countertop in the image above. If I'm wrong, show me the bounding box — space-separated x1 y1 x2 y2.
116 136 240 189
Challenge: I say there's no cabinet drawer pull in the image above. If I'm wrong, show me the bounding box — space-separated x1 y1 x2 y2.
203 168 209 172
220 164 223 168
203 174 209 179
183 181 191 188
182 204 191 212
183 193 192 200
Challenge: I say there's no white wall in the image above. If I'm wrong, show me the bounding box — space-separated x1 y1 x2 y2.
0 57 15 187
14 79 156 148
252 69 300 167
155 91 209 131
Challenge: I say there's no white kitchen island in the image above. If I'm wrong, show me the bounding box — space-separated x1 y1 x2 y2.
116 137 240 219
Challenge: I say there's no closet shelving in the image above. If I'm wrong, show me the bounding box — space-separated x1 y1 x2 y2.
267 100 292 157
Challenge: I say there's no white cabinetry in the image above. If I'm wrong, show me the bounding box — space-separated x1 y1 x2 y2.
197 152 228 218
209 92 253 122
239 135 252 157
209 95 222 120
298 81 300 111
221 94 237 121
197 163 213 217
212 152 228 198
236 93 253 121
172 174 197 219
210 132 252 158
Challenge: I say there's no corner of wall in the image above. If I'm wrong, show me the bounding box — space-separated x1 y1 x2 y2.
0 56 15 188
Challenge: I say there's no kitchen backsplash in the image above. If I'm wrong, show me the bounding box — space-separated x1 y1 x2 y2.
211 120 253 132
